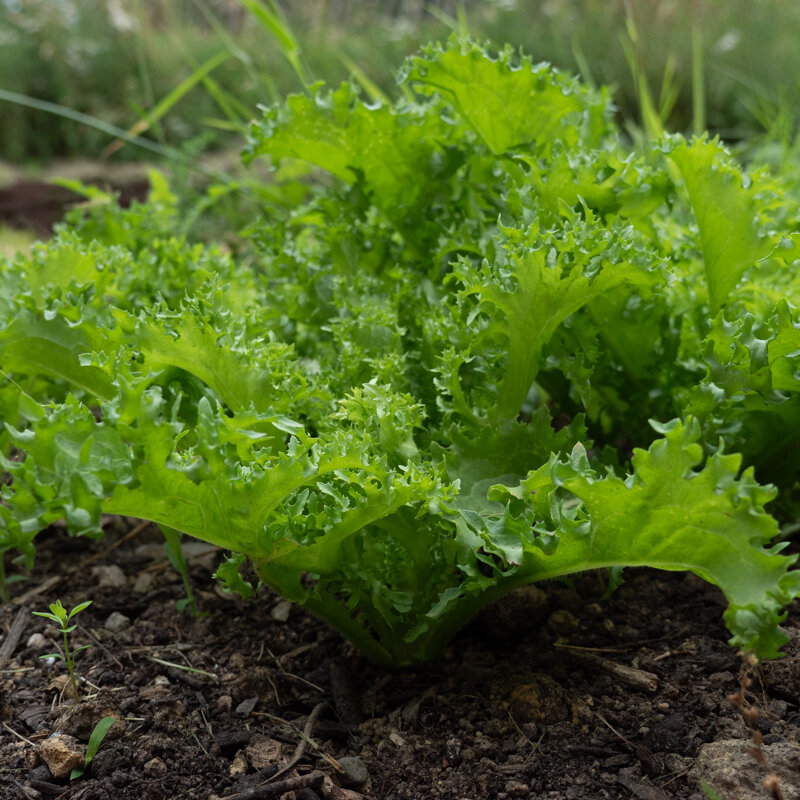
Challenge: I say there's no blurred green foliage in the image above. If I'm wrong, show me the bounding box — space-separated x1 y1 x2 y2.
0 0 799 162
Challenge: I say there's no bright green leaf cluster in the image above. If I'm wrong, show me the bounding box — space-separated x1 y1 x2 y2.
2 38 800 665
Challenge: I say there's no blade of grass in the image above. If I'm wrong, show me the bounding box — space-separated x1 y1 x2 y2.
0 88 234 184
103 50 232 157
456 3 470 43
148 656 219 681
161 525 197 617
192 0 281 106
239 0 313 89
570 34 596 90
133 0 157 126
0 89 178 161
338 53 389 105
691 20 706 137
426 5 458 33
172 40 251 132
658 53 681 125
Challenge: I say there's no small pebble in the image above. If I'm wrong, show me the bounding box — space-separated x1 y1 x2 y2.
270 601 292 622
235 697 258 716
26 633 47 649
133 572 155 594
91 564 127 589
337 756 368 788
105 612 131 631
388 731 406 748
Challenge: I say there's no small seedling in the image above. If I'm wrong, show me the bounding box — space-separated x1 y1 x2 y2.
698 778 724 800
70 716 116 780
161 525 198 616
32 600 93 701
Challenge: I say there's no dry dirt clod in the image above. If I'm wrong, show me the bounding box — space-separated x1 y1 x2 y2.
694 739 800 800
143 757 167 778
38 734 84 779
245 735 285 770
229 752 247 777
505 673 568 724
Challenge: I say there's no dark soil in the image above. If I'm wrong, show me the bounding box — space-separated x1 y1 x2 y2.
0 179 149 238
1 520 798 800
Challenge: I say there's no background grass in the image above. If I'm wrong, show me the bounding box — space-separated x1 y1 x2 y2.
1 0 799 166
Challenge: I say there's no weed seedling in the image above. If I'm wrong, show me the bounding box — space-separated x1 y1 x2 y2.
70 716 116 780
33 600 93 702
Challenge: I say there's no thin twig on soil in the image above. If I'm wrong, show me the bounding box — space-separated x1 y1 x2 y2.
0 605 28 668
267 647 325 694
595 712 635 748
223 769 325 799
79 519 152 568
147 655 219 681
273 642 318 665
2 722 37 747
564 649 660 692
5 777 38 800
13 575 61 606
124 643 197 653
616 773 672 800
76 622 124 670
264 702 333 784
553 642 629 654
137 546 220 575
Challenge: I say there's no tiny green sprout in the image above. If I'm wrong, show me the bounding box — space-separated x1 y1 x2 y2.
70 716 116 780
698 778 724 800
32 599 93 702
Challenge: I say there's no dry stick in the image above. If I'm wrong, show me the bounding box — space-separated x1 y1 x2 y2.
6 778 38 800
223 770 325 800
564 648 660 693
13 575 61 606
264 702 329 784
268 648 326 694
2 722 37 748
0 605 28 669
76 622 124 671
79 519 152 569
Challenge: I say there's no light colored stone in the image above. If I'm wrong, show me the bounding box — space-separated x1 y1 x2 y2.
104 612 131 631
26 633 47 649
91 565 126 589
388 731 406 747
270 601 292 622
133 572 155 594
38 734 84 779
694 739 800 800
338 756 368 788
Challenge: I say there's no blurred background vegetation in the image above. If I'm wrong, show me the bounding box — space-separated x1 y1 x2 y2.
1 0 799 166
